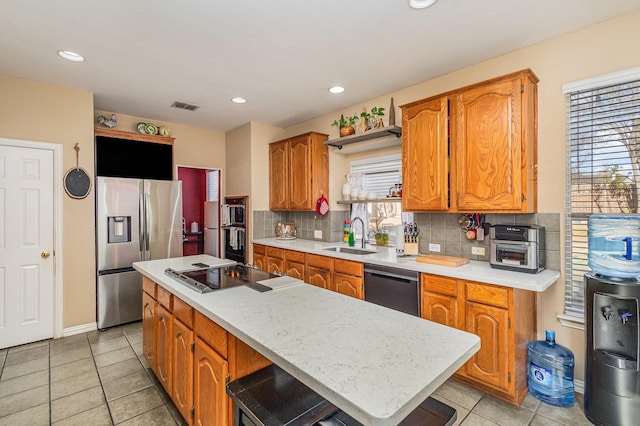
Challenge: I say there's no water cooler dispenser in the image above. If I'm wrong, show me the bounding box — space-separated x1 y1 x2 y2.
585 215 640 426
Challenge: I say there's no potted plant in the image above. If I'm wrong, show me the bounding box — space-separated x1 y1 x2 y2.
370 217 390 246
331 114 359 137
360 107 385 132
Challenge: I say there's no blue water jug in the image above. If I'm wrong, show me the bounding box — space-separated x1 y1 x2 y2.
527 330 575 407
588 214 640 278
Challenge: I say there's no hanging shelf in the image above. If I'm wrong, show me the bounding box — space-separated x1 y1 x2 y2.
324 125 402 149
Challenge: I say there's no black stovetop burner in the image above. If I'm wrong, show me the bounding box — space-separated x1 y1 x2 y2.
165 264 276 294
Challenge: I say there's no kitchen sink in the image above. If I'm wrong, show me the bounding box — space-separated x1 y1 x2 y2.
323 247 377 255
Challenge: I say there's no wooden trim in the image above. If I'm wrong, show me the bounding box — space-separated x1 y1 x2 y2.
94 127 174 145
157 286 174 311
195 311 228 359
333 259 362 277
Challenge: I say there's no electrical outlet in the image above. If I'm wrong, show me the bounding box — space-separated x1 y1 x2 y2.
429 243 441 252
471 246 485 256
314 230 322 239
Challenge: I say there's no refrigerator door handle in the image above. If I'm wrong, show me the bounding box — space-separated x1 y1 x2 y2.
138 193 145 252
144 193 150 252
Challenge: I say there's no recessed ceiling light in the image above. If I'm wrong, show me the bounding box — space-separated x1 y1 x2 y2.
329 86 345 94
231 97 247 104
57 50 85 62
409 0 437 9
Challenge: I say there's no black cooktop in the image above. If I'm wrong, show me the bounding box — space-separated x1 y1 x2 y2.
165 264 276 294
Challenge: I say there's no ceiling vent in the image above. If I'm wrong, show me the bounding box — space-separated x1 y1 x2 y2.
171 101 200 111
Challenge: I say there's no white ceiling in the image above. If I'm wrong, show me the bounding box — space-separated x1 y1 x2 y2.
1 1 639 132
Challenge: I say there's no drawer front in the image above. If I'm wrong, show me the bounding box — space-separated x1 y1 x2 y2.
285 249 305 264
422 274 457 296
334 259 362 277
157 286 173 311
466 282 509 309
266 246 284 259
307 253 333 269
253 244 266 255
195 311 228 359
173 297 193 329
142 277 157 299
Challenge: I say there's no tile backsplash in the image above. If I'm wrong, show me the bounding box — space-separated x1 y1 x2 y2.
252 211 560 270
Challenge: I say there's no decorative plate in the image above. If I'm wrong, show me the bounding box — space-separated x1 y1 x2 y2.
137 122 146 133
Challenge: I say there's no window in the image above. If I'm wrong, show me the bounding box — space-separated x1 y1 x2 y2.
206 170 219 202
349 154 412 240
564 68 640 318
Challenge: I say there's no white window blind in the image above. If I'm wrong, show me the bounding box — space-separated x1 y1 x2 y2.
565 72 640 318
207 170 219 202
350 154 402 198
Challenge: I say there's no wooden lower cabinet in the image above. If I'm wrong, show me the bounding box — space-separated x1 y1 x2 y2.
156 304 173 395
333 273 363 299
465 301 509 391
142 291 156 371
143 280 271 426
173 319 194 423
194 338 228 426
285 260 305 280
421 273 535 405
307 265 332 290
253 244 265 270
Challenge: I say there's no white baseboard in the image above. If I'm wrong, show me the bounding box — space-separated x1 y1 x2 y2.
575 379 584 395
63 322 97 337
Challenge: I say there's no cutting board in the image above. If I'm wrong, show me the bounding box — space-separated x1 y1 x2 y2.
416 254 469 267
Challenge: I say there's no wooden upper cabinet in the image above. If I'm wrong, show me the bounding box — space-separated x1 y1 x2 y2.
269 140 289 211
269 132 329 211
288 135 313 210
453 71 537 212
402 95 449 211
400 69 538 213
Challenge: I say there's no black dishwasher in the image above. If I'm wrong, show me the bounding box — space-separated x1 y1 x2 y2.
363 264 420 316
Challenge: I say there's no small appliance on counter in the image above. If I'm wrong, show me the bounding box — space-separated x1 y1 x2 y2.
489 224 545 273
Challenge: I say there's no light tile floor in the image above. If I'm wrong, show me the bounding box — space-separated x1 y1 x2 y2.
0 322 593 425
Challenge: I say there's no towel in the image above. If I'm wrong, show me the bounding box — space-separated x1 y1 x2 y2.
221 205 231 226
230 227 238 250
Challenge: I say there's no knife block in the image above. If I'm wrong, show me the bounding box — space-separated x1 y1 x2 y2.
404 238 419 255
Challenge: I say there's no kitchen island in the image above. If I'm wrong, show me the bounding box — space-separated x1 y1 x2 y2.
134 254 480 426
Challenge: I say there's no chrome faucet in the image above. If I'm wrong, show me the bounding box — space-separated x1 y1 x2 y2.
352 216 367 248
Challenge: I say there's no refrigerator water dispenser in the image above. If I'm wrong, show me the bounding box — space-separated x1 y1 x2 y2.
107 216 131 243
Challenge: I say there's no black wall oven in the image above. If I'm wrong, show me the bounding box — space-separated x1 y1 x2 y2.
223 196 248 264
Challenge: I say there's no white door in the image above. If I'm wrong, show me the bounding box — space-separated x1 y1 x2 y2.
0 144 54 349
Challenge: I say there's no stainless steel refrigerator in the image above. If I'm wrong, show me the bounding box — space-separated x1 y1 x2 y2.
203 201 219 257
96 177 183 329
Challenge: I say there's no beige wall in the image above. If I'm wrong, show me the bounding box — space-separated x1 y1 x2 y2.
248 122 285 210
94 109 226 174
224 123 252 197
278 12 640 380
0 88 226 330
1 74 96 328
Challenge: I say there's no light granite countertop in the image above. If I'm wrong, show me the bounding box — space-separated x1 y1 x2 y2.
133 254 481 426
253 237 561 292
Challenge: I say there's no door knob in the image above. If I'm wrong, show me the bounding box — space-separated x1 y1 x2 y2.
41 251 50 259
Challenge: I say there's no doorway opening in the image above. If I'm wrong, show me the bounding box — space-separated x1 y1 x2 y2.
177 166 220 256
